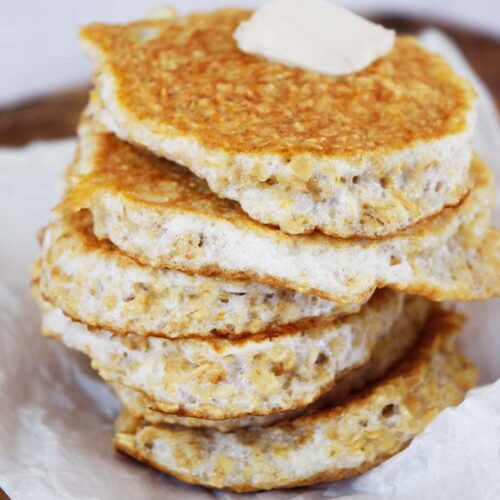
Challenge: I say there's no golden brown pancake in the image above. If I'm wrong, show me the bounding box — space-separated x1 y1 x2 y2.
80 9 476 237
36 283 417 419
58 118 500 303
113 306 477 492
39 211 362 338
109 293 428 432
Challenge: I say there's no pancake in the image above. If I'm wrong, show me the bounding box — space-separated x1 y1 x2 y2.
113 307 477 492
37 288 413 419
80 8 476 237
39 211 362 338
58 121 500 303
111 295 427 431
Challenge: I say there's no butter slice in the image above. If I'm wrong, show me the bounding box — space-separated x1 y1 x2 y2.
234 0 395 77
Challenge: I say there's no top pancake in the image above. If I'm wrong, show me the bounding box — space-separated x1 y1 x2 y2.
81 8 476 237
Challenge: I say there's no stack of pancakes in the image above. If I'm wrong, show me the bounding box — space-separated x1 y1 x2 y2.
32 8 500 492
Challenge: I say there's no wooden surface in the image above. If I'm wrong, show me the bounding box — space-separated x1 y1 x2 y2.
0 15 498 146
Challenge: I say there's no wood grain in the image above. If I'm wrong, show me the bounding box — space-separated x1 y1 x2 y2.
0 16 498 146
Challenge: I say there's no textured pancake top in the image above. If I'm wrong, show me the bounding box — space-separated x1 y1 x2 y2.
81 8 475 158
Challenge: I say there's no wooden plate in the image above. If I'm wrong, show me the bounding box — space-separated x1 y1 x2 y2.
0 16 498 146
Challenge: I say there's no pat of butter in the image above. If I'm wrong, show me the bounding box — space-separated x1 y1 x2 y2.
234 0 395 77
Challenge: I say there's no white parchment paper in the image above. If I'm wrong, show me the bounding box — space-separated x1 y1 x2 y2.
0 32 499 500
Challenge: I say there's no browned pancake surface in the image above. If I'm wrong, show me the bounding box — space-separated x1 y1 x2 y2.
81 9 474 159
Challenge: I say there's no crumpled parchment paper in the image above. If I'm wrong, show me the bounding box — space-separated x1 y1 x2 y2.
0 30 499 500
